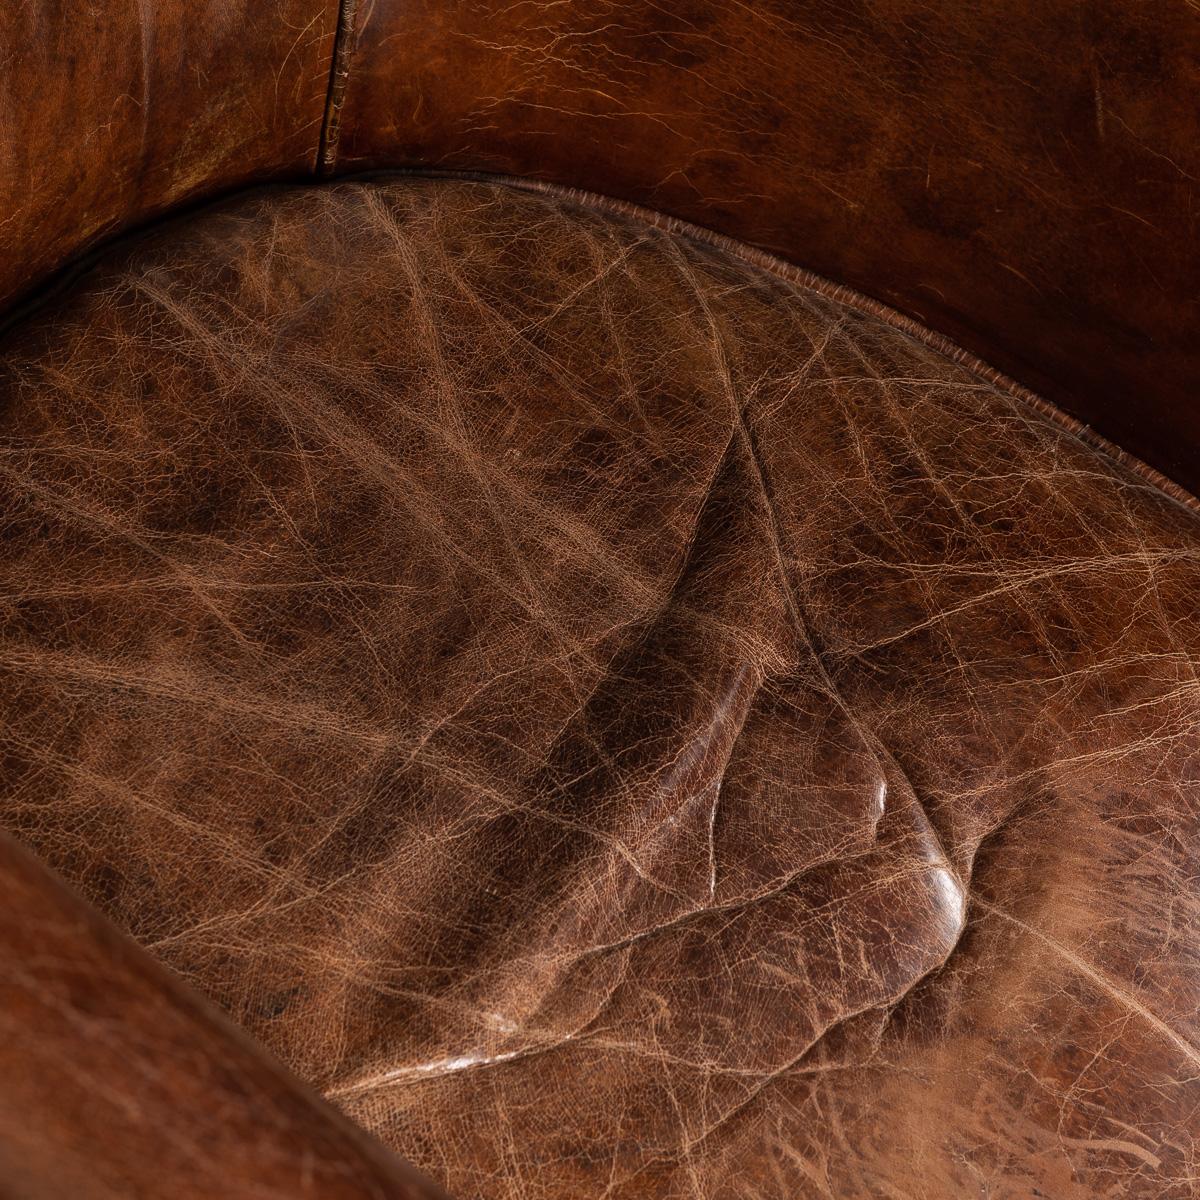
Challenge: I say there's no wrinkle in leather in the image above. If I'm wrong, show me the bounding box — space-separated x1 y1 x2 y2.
0 178 1197 1198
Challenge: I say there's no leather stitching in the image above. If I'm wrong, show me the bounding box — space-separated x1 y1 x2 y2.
316 0 359 176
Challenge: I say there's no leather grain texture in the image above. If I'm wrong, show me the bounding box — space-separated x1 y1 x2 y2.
3 2 1197 496
328 0 1200 495
0 0 338 311
0 828 449 1199
1 176 1199 1197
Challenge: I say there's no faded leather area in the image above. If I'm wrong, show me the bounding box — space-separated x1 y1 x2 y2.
0 178 1197 1197
331 0 1200 498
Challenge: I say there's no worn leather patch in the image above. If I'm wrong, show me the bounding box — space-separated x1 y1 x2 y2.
1 178 1197 1198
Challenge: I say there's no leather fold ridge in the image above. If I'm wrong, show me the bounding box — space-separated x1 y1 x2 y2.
0 827 449 1199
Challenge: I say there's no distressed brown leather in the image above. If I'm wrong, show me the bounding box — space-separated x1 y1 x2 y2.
0 827 448 1200
328 0 1200 496
0 0 338 310
2 176 1198 1198
4 3 1198 496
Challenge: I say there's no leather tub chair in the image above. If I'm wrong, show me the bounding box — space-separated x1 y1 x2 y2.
1 4 1198 1198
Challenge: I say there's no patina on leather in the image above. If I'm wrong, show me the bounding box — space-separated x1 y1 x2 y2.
3 2 1198 495
0 0 338 310
1 176 1196 1198
0 827 447 1200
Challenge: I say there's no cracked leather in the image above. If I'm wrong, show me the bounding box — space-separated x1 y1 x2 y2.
0 0 338 311
0 827 448 1199
1 177 1197 1197
330 0 1200 496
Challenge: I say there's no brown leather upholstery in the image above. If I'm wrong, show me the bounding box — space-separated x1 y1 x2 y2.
2 175 1198 1198
0 827 446 1199
2 3 1198 494
327 0 1200 494
0 0 338 309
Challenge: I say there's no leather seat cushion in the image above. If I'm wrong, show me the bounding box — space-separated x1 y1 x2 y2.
1 177 1197 1198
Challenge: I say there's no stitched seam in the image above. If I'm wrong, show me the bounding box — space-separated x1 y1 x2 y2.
316 0 359 176
3 163 1197 525
378 168 1200 522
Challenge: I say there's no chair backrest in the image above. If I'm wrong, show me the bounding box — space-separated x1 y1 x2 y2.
0 1 336 310
3 1 1198 490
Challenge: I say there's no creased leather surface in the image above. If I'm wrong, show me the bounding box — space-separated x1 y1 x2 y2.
0 827 449 1200
0 0 338 311
1 178 1198 1197
331 0 1200 496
